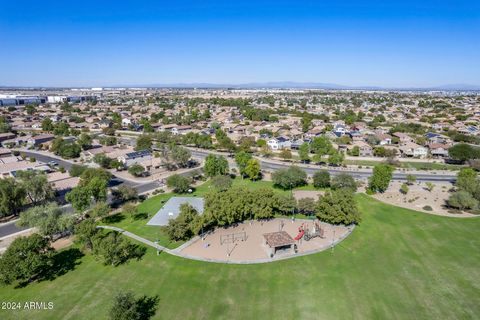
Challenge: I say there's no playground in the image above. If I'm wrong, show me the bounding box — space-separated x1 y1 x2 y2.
179 218 353 263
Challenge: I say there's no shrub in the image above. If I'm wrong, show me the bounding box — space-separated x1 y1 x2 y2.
447 191 478 210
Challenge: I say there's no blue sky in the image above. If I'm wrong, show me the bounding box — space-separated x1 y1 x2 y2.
1 0 479 87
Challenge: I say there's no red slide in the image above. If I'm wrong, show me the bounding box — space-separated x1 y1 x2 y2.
294 230 305 241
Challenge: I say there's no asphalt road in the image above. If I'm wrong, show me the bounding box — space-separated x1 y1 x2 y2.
0 221 29 238
188 149 458 182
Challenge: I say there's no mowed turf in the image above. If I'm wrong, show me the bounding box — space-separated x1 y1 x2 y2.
1 195 479 320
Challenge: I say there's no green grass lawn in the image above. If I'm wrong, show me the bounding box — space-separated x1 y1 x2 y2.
1 194 480 320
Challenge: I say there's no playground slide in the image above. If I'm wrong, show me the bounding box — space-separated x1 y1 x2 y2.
294 230 305 241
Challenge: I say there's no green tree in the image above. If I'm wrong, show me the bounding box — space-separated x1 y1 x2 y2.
79 168 111 187
313 170 330 188
89 202 110 218
204 154 229 177
0 234 53 285
165 204 199 241
41 118 54 132
135 135 152 151
77 133 93 150
109 291 159 320
298 142 310 162
234 151 252 177
328 151 344 165
16 171 54 204
170 146 191 168
215 130 236 152
166 174 192 193
0 178 25 217
85 176 109 202
69 164 88 177
53 122 70 136
92 231 146 266
66 187 92 212
311 136 334 158
128 164 145 177
271 166 307 189
244 158 261 180
316 189 361 225
17 203 75 240
93 153 113 168
331 173 357 192
112 185 138 203
273 194 296 215
456 168 479 196
448 143 480 162
297 197 316 215
368 164 394 193
74 218 98 250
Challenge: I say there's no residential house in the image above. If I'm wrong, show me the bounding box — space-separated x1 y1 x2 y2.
399 142 428 159
26 134 55 148
375 134 393 145
392 132 414 144
428 143 450 158
349 140 373 157
118 150 152 167
267 137 291 150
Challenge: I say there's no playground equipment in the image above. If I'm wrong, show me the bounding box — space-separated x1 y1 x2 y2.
220 231 247 245
294 224 305 241
304 222 325 241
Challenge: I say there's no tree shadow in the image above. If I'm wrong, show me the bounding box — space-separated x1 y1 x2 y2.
133 212 148 221
137 294 160 319
15 248 85 288
102 213 126 224
40 248 84 282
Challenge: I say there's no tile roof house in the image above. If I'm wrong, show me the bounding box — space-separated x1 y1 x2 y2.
399 142 428 159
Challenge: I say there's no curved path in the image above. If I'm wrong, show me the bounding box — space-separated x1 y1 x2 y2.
97 224 355 264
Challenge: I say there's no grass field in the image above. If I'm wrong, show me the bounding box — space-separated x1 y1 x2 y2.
1 194 479 320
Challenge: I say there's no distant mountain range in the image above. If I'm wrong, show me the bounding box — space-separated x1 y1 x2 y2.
114 82 480 91
2 82 480 91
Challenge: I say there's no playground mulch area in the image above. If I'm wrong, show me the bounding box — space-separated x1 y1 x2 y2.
179 218 351 263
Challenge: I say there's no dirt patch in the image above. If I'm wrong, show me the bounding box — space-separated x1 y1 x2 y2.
372 181 476 218
52 236 74 250
293 190 324 201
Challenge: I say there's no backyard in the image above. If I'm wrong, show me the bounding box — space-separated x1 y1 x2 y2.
1 195 479 319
